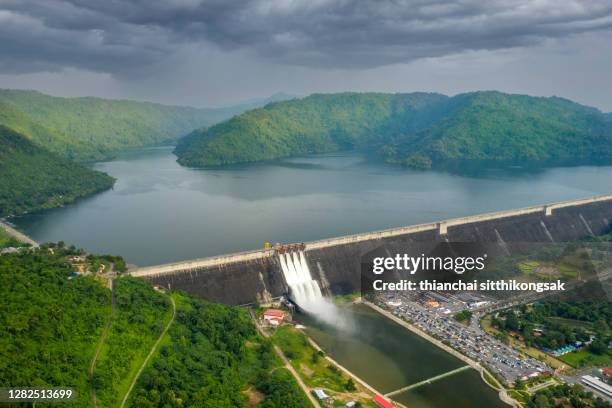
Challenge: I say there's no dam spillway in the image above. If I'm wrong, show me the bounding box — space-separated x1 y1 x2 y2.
278 251 324 307
130 194 612 305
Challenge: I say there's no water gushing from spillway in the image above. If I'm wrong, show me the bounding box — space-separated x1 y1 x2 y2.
279 251 323 308
279 251 354 330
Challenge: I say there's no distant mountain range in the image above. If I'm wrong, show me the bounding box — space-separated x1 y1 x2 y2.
0 89 292 216
2 88 611 216
0 89 293 162
174 91 612 168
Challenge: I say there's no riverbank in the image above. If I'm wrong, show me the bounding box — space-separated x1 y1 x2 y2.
362 300 520 408
0 219 38 247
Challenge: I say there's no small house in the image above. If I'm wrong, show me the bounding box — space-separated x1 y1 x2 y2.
262 308 286 326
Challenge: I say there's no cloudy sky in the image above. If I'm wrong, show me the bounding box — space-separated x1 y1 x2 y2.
1 0 611 110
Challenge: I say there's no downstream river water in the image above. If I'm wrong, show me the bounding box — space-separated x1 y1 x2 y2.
299 304 507 408
15 146 612 266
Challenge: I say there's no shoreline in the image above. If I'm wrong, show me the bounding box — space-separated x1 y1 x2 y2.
0 219 38 247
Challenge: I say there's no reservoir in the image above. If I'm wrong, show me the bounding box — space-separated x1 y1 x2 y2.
15 146 612 266
299 304 507 408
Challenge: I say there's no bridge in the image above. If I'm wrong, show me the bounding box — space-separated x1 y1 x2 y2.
130 194 612 278
385 365 472 397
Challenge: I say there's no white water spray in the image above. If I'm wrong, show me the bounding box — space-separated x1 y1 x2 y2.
279 251 323 307
279 251 353 330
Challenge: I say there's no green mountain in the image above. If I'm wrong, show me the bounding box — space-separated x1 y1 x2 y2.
175 91 612 168
0 126 115 216
174 92 448 166
0 89 289 162
0 245 309 408
383 92 612 168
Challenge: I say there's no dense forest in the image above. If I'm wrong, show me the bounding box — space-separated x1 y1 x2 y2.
0 126 115 217
0 246 112 407
492 301 611 364
0 89 281 162
128 294 311 408
0 245 310 407
175 91 612 168
175 92 447 166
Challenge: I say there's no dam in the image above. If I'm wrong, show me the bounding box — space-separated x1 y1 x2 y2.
130 194 612 305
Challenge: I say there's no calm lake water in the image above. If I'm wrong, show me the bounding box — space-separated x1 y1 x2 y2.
15 146 612 266
299 304 507 408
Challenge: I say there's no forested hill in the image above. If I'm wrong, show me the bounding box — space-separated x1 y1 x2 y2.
174 92 448 166
0 89 281 162
174 91 612 168
0 126 115 217
0 245 310 408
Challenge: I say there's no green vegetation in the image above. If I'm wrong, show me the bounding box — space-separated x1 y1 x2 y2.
0 246 112 407
453 310 473 323
559 349 612 368
175 91 612 168
272 325 375 407
0 245 311 407
0 126 115 216
93 277 172 407
524 383 610 408
255 368 312 408
175 92 447 166
128 295 311 408
491 301 611 368
0 89 223 162
0 89 291 162
0 227 28 249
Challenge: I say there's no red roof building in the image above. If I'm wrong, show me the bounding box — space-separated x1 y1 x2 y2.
263 309 285 318
262 309 286 326
603 367 612 377
373 394 394 408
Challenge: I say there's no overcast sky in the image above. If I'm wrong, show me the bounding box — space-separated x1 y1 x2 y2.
1 0 611 110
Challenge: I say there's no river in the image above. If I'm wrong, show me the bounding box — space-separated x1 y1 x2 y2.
299 304 507 408
15 146 612 266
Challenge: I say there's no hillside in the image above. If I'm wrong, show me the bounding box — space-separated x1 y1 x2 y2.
0 89 286 162
174 92 448 166
175 91 612 169
0 245 310 408
383 92 612 168
0 126 115 217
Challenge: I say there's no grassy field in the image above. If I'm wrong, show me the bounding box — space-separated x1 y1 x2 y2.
0 226 25 248
558 349 612 368
272 325 378 408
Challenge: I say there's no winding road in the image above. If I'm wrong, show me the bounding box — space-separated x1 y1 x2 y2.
120 295 176 408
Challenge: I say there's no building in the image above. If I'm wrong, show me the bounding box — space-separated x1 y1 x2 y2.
313 388 330 400
581 375 612 398
373 394 394 408
262 308 286 326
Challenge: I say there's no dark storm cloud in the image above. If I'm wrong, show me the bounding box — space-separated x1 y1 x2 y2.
1 0 612 75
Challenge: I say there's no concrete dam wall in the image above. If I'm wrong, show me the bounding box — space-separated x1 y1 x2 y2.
131 195 612 305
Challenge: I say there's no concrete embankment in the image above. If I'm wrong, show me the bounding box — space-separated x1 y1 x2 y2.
131 195 612 305
363 301 519 408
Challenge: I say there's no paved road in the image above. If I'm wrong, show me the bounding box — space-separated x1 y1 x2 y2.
250 311 320 408
120 295 176 408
